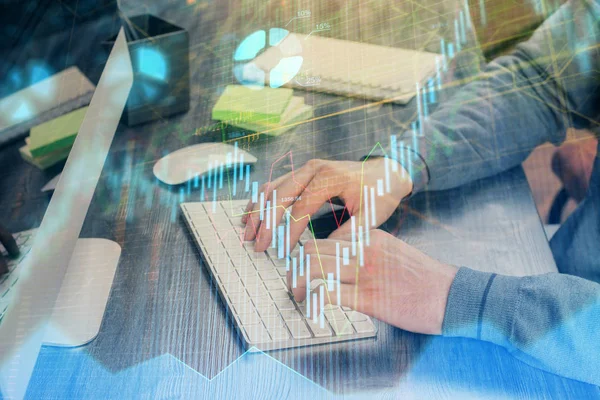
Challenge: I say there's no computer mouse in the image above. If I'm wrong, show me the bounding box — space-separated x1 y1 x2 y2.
153 142 258 185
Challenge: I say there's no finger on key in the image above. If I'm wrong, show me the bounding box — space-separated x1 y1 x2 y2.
288 254 358 300
243 183 269 241
254 165 319 251
242 172 291 226
303 239 349 257
287 188 339 251
308 283 362 318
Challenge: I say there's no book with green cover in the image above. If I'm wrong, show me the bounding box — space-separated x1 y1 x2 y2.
19 144 71 169
212 85 293 125
28 106 88 158
228 97 313 136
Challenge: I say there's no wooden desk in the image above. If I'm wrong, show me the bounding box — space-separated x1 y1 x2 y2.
0 0 597 398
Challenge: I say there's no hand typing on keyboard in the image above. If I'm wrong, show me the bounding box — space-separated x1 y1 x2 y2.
0 223 19 276
241 158 459 336
242 158 411 251
288 229 458 335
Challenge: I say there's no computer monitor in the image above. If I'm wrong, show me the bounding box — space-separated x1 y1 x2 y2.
0 28 133 399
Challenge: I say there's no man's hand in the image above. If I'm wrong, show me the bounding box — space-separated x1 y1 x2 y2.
243 158 413 251
0 223 19 276
288 230 457 335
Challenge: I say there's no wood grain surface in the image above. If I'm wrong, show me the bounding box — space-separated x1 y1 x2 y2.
0 0 597 398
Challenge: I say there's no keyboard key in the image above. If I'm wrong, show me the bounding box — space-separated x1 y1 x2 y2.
258 269 280 281
246 249 269 262
324 307 346 322
286 320 312 339
199 236 225 248
205 242 225 256
213 261 236 274
251 291 274 305
232 300 255 315
228 291 251 305
331 320 354 336
221 202 239 216
256 304 280 319
223 280 245 294
264 279 286 292
245 283 267 298
190 216 212 228
237 266 258 279
229 251 250 265
242 274 261 286
276 266 287 277
272 258 286 269
226 245 248 257
211 253 234 266
218 273 239 284
244 324 271 344
346 310 368 322
352 320 376 334
307 320 333 337
183 203 207 214
266 247 279 260
274 298 296 311
210 217 232 230
280 309 302 322
222 235 242 248
270 290 290 300
262 316 285 331
268 326 290 341
238 310 261 326
253 259 275 271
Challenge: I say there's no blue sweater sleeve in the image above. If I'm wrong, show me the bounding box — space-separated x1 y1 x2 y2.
386 0 600 192
443 268 600 385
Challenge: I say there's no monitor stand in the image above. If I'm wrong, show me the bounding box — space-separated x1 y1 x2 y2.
42 238 120 347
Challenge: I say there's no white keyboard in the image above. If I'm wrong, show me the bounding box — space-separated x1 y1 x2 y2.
0 229 36 324
181 200 377 351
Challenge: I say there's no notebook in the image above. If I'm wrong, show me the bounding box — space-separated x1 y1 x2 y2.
230 97 313 135
19 144 71 170
212 85 294 125
28 106 88 158
18 106 88 169
0 67 95 148
212 85 313 136
252 34 440 105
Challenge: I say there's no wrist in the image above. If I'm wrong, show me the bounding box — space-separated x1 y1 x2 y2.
430 263 459 335
366 157 413 199
393 161 414 198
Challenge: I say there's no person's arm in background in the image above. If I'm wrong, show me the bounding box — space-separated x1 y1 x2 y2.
386 0 600 385
391 0 600 193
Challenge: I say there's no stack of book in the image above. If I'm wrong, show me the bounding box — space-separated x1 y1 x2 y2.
19 106 88 169
212 85 312 136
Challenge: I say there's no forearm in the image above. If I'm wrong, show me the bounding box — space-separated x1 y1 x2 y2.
390 0 600 192
443 267 600 385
